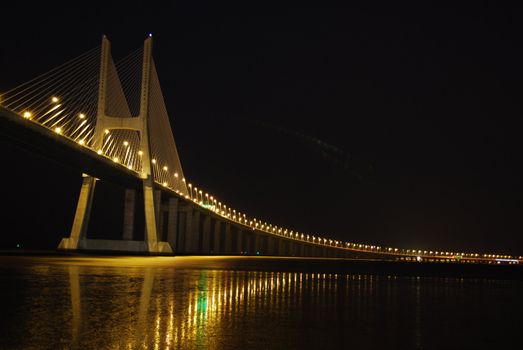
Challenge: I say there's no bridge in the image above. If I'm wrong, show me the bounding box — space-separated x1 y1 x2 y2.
1 35 520 265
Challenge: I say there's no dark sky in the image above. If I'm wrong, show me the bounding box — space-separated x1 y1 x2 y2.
1 1 522 255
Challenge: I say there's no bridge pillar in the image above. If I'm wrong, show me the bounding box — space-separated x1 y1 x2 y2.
289 242 295 256
201 215 211 254
213 220 221 253
154 190 162 241
122 189 136 240
192 210 201 253
299 243 305 257
236 229 243 254
58 175 97 250
183 207 193 253
254 234 261 255
267 237 275 256
224 223 232 254
278 239 285 256
166 197 178 250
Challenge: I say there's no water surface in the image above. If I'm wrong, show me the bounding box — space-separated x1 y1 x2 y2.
0 255 521 349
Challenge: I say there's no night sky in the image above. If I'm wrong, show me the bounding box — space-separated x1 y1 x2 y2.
1 1 522 255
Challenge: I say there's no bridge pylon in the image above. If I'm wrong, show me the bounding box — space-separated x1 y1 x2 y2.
58 35 172 254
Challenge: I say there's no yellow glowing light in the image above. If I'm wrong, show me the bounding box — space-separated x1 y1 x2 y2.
138 150 143 156
104 129 109 134
123 141 129 146
163 182 168 187
78 139 85 145
54 127 62 134
51 96 59 103
78 113 85 119
128 165 133 170
113 157 119 162
163 166 168 171
97 149 103 155
152 159 156 164
23 111 32 119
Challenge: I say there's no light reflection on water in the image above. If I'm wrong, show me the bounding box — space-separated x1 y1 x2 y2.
0 256 521 349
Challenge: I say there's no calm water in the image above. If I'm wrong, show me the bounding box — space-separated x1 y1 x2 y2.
0 255 521 349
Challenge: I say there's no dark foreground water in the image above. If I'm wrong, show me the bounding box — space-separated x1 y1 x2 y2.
0 255 521 349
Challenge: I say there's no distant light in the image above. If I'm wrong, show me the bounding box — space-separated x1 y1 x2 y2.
128 165 133 170
123 141 129 146
151 159 156 164
23 111 32 119
78 139 85 145
54 127 62 134
113 157 119 162
416 256 422 262
51 96 59 103
138 150 143 156
97 149 103 155
78 113 85 119
162 182 167 187
174 172 178 177
163 165 168 171
148 33 153 37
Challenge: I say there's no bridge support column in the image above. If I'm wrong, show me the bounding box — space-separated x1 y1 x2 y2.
267 237 275 256
254 234 261 254
201 215 211 254
191 210 201 253
224 223 232 254
236 230 243 254
123 189 136 240
166 197 178 250
58 175 97 250
143 178 160 252
299 244 305 257
278 239 285 256
213 220 221 253
183 207 193 253
154 190 162 240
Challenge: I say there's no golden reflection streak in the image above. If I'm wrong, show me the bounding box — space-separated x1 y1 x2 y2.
68 265 81 350
136 268 154 349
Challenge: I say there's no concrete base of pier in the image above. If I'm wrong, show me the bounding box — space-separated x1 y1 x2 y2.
58 238 173 255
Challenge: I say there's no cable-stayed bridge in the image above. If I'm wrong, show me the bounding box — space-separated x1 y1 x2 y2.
0 35 520 264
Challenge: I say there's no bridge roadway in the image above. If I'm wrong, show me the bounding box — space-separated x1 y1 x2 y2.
1 106 521 264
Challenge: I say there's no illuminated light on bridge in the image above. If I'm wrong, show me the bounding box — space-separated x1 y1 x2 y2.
0 35 520 264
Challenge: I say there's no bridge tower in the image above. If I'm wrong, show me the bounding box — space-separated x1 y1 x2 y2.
58 35 172 254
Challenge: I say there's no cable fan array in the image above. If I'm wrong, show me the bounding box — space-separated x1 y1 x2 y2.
0 44 188 195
